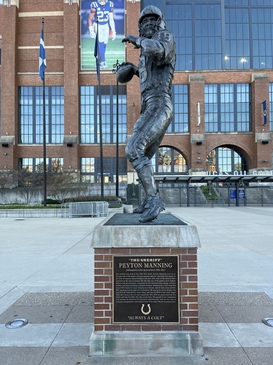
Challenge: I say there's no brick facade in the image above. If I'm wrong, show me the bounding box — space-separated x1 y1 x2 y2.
93 247 199 332
0 0 272 173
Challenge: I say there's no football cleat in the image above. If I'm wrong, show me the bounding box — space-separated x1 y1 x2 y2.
133 196 147 214
139 192 165 223
100 62 108 69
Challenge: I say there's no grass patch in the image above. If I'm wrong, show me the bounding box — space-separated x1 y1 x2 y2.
200 185 219 201
0 196 122 209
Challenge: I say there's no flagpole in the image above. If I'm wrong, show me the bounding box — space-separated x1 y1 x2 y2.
98 71 104 201
43 72 47 207
95 20 104 201
40 18 47 207
115 73 119 198
112 60 120 197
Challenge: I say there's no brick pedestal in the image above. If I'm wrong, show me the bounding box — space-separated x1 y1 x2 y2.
89 213 203 357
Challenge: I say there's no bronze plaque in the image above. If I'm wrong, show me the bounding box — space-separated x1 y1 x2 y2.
113 256 179 323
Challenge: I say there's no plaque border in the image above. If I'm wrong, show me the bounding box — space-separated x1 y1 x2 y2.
112 255 180 324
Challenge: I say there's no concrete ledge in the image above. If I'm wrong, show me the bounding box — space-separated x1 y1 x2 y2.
189 74 204 82
91 213 201 248
191 134 206 143
252 73 268 80
255 133 271 142
89 331 203 357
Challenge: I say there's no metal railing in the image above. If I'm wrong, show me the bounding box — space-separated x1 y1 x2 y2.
65 201 109 218
130 184 273 208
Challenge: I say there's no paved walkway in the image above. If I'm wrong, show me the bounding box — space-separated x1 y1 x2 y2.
0 207 273 364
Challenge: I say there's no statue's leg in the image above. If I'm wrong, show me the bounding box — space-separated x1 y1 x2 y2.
132 178 147 214
128 139 164 221
125 98 172 221
133 137 162 214
126 115 149 213
136 163 165 223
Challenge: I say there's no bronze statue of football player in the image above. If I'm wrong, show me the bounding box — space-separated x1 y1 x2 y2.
117 5 176 223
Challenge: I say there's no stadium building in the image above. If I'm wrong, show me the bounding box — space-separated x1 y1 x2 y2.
0 0 273 201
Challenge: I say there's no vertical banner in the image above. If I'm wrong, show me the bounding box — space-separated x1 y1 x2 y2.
197 101 201 126
39 22 46 80
262 100 267 125
80 0 125 70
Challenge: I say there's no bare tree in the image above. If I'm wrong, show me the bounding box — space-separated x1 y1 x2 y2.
17 168 43 205
0 170 16 189
47 171 86 204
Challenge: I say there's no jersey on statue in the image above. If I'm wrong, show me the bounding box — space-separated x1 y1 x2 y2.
117 6 176 223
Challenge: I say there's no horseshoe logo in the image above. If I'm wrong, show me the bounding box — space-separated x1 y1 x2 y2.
141 304 151 315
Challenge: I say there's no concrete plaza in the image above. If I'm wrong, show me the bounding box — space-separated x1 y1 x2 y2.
0 206 273 364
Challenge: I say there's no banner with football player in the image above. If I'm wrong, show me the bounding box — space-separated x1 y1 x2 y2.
80 0 125 70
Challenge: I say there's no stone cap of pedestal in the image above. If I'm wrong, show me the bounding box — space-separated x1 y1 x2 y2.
91 213 201 248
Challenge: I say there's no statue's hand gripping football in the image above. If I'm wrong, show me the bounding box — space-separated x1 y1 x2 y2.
116 62 138 83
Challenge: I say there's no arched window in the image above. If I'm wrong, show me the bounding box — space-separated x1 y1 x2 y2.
206 147 248 174
152 147 188 175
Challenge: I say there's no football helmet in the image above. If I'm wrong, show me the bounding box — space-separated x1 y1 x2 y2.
98 0 108 5
138 6 166 37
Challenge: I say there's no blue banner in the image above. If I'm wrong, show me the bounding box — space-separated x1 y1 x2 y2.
262 100 267 125
39 26 46 81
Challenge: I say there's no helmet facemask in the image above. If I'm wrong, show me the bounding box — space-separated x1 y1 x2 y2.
139 16 158 38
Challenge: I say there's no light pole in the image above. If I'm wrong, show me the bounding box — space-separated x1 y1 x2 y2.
112 60 121 197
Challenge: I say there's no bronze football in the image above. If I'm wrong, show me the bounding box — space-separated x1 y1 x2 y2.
116 64 135 83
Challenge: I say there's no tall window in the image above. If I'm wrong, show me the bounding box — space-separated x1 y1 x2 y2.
205 84 251 132
80 85 127 144
220 84 235 132
19 86 64 144
167 85 189 133
252 7 273 69
237 84 251 131
195 4 222 70
204 85 218 132
166 4 193 70
225 7 250 69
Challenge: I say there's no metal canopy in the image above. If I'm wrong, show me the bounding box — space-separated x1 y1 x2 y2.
154 174 273 184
